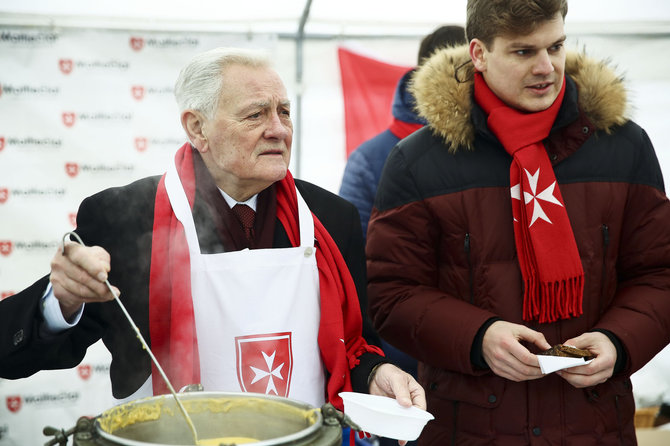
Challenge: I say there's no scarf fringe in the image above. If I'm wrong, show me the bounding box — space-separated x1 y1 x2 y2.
523 276 584 323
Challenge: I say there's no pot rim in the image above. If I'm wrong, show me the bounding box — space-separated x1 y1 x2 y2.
95 391 323 446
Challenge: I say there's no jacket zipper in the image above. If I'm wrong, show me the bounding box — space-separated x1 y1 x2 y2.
465 233 474 304
451 401 459 445
601 224 610 298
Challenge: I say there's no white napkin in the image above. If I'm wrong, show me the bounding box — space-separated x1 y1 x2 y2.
537 355 594 374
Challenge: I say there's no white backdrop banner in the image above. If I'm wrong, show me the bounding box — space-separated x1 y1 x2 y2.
0 26 277 445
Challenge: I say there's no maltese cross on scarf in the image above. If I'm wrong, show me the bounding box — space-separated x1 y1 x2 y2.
474 72 584 323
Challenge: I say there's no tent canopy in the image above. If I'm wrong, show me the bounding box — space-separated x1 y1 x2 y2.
2 0 670 36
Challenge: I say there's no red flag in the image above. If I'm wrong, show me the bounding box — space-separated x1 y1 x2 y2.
337 47 411 157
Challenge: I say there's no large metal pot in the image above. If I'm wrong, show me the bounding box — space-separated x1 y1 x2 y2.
44 392 354 446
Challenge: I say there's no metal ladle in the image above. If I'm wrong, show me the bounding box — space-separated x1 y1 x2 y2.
61 231 200 445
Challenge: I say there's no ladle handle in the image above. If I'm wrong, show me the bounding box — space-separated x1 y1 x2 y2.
42 426 70 446
61 231 199 444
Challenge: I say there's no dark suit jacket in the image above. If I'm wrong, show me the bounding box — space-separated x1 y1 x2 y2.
0 175 384 399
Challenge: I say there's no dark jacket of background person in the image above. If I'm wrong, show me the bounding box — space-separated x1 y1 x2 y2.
0 175 385 399
339 25 466 239
367 45 670 445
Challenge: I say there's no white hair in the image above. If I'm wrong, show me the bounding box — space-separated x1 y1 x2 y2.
174 47 272 120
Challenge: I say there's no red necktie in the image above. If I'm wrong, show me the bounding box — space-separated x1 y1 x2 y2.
232 203 255 244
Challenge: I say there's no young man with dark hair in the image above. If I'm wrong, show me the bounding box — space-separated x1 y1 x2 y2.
367 1 670 444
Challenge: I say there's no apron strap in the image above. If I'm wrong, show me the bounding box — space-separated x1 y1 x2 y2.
296 190 314 249
165 158 201 253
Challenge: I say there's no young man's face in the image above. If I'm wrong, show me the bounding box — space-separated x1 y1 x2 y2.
470 13 567 113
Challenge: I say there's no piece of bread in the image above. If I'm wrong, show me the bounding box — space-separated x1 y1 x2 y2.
539 344 595 360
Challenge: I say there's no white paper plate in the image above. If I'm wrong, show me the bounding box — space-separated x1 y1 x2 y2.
339 392 434 440
537 355 594 374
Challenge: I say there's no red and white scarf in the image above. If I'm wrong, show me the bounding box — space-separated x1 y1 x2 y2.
474 73 584 323
147 143 382 409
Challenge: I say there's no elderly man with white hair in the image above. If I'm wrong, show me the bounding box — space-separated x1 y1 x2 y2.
0 48 425 431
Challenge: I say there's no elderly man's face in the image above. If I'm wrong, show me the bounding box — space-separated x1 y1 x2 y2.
201 63 292 201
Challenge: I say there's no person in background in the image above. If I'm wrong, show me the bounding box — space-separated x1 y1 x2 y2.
339 25 466 240
339 25 466 446
0 47 424 445
366 0 670 444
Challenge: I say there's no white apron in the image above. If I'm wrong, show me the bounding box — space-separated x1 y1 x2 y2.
116 160 326 407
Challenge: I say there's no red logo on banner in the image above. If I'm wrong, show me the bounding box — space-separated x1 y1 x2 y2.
236 332 293 397
0 136 5 151
135 137 148 152
0 241 12 256
1 291 15 300
59 59 74 74
0 188 8 204
69 212 77 227
62 112 76 127
130 37 144 51
6 396 22 413
77 364 92 380
65 162 79 178
131 85 145 101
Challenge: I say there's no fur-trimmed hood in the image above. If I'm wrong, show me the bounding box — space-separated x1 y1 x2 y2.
410 44 630 151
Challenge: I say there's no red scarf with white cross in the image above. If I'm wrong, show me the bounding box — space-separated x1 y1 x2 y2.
474 72 583 323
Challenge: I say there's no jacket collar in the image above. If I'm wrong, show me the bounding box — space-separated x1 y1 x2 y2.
410 45 630 151
392 69 427 125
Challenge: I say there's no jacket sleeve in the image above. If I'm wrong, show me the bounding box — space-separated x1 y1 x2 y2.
367 145 498 375
339 147 377 239
593 126 670 375
0 178 156 398
0 192 117 379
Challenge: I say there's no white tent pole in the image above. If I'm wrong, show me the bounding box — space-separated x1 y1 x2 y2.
294 0 313 178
